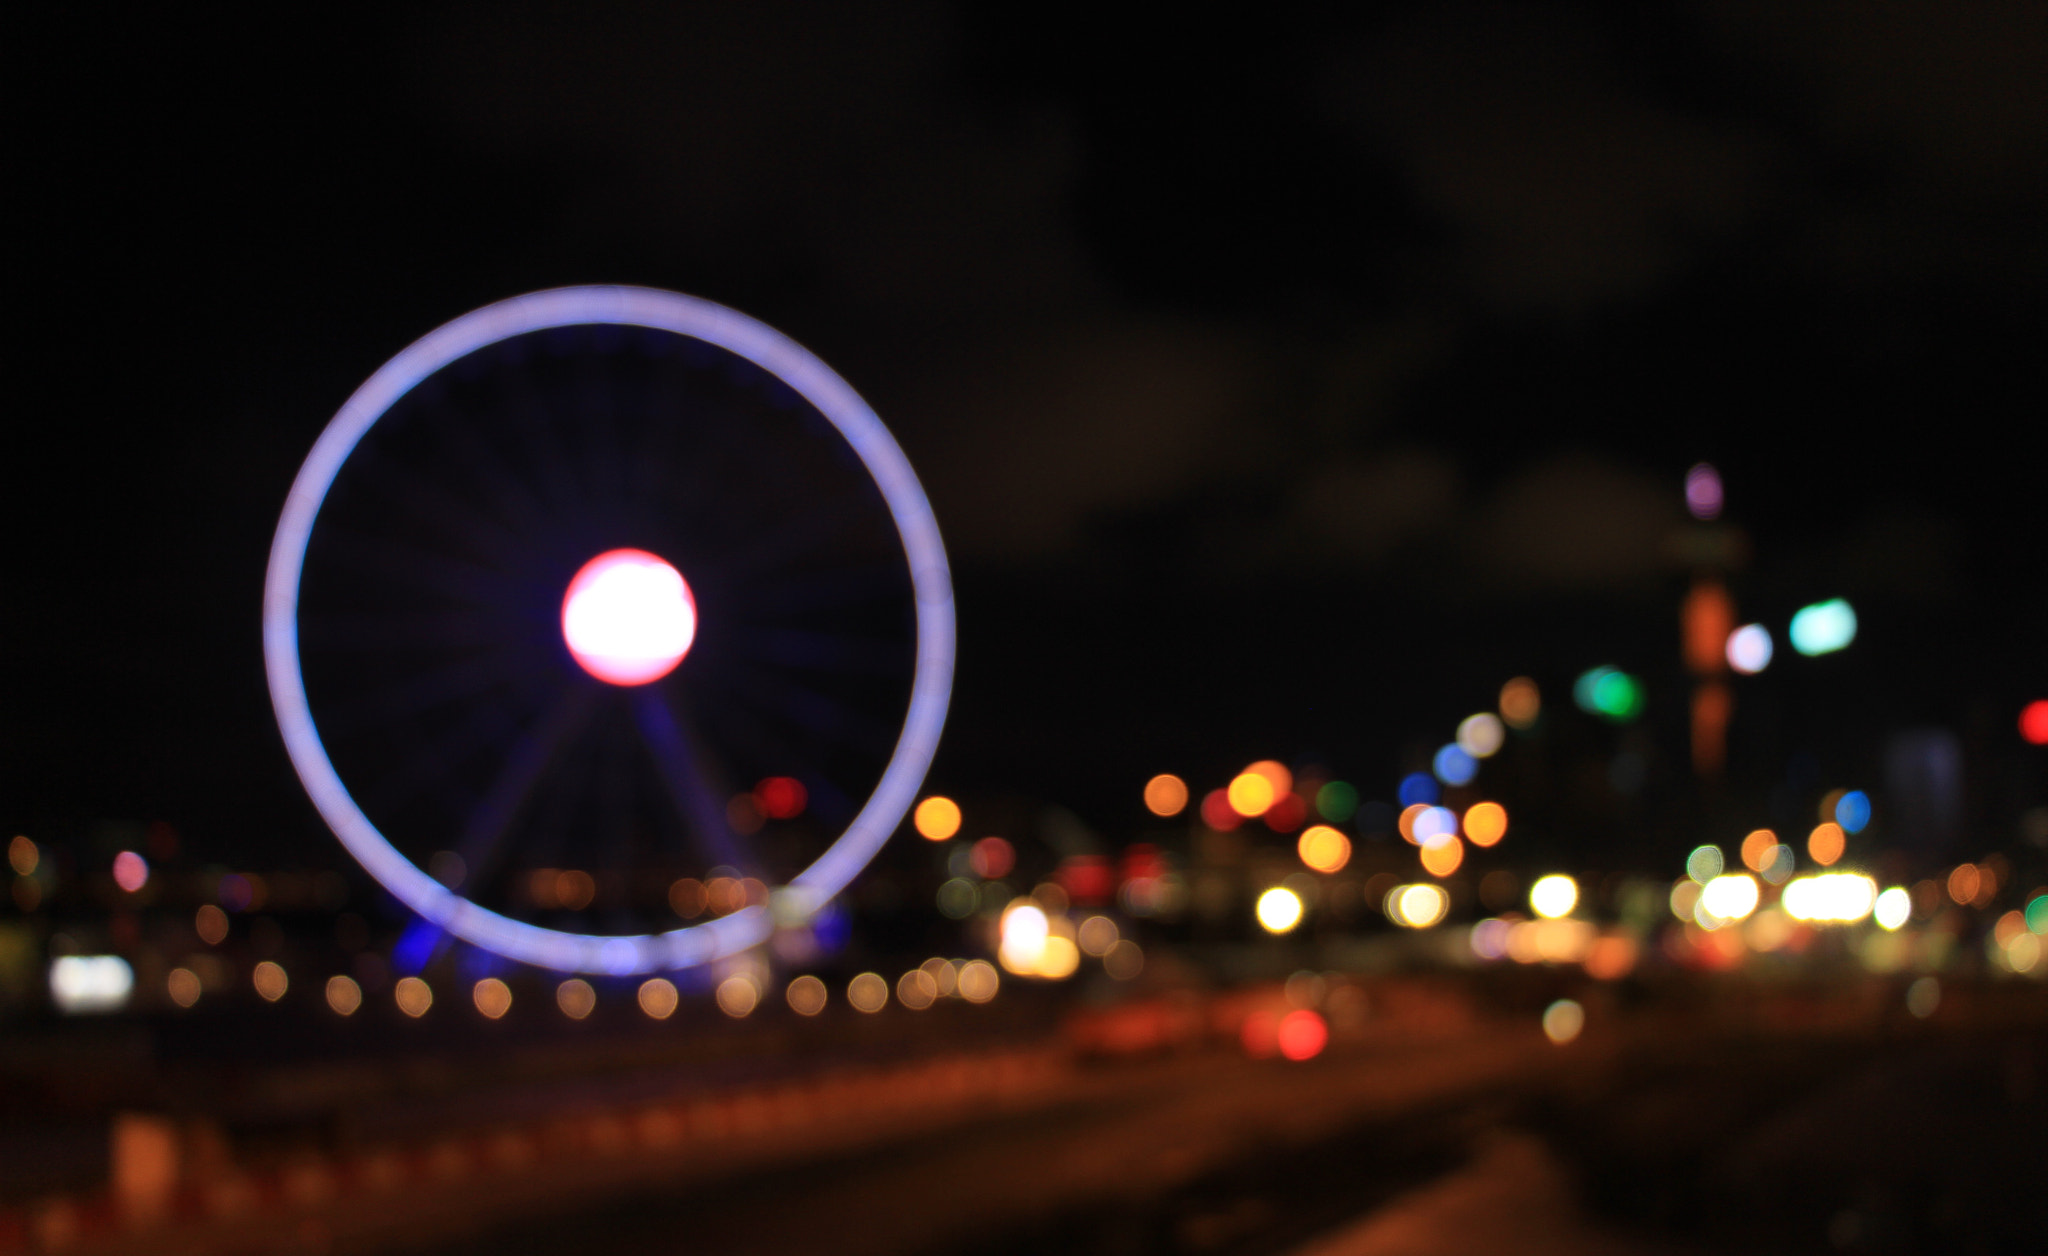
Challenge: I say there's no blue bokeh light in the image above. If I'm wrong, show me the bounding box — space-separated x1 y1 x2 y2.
1398 772 1440 808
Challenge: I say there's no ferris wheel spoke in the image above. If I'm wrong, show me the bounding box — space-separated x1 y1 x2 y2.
732 626 914 677
342 453 538 572
347 684 549 821
308 524 533 607
453 685 600 893
631 690 757 875
310 644 532 738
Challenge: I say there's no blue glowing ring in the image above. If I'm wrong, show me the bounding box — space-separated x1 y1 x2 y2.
263 286 955 975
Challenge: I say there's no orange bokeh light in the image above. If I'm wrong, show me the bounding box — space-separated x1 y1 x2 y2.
1398 803 1429 845
1807 822 1845 867
1463 802 1507 847
1297 826 1352 874
1143 774 1189 817
1419 834 1464 878
1740 829 1777 873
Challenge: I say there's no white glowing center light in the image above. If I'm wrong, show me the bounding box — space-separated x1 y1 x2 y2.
561 549 697 685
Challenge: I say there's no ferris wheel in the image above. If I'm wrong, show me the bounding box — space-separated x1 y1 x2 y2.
263 286 954 975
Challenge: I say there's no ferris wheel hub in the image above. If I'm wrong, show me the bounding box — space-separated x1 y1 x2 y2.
561 548 697 685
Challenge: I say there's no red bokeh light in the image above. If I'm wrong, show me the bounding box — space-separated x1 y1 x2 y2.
754 776 808 820
2021 700 2048 746
1054 853 1113 905
1200 789 1240 831
1276 1009 1328 1060
970 836 1016 881
1263 793 1308 833
1239 1010 1279 1059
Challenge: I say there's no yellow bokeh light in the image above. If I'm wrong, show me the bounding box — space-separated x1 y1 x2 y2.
1143 774 1189 817
1500 677 1541 729
325 974 362 1016
1227 772 1276 818
715 976 759 1018
637 978 678 1019
1782 872 1877 923
1740 829 1777 873
914 796 961 841
472 977 512 1020
1077 915 1120 956
1530 874 1578 919
1699 873 1760 924
1807 822 1845 866
1463 802 1507 847
1392 883 1449 928
1419 834 1463 877
1542 999 1584 1044
252 961 288 1003
1247 760 1293 796
394 976 432 1018
1255 887 1304 934
1297 825 1352 873
847 972 889 1013
896 969 939 1009
557 978 596 1020
1036 936 1081 980
956 959 1000 1003
786 975 828 1016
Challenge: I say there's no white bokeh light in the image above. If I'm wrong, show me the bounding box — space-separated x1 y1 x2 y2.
561 548 697 685
1726 623 1773 674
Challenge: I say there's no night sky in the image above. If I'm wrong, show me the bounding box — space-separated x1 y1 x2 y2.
9 3 2045 876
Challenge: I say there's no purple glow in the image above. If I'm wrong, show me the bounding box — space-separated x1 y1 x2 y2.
1685 463 1723 521
264 286 955 975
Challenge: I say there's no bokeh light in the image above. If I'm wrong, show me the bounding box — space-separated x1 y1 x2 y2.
847 972 889 1013
1457 713 1506 758
1397 803 1429 844
394 976 432 1018
896 969 939 1010
1789 598 1857 656
1143 774 1189 817
1103 940 1145 980
1530 875 1578 919
754 776 807 820
556 978 596 1020
2022 700 2048 746
785 975 827 1016
1542 999 1586 1044
195 904 229 946
1574 667 1644 722
956 959 999 1003
1463 802 1507 847
1834 790 1871 833
968 836 1014 880
1245 760 1293 798
1725 624 1773 674
637 978 678 1019
1077 915 1120 956
1499 677 1541 729
1414 806 1458 842
715 976 759 1018
166 968 201 1009
1807 822 1846 866
1255 887 1304 934
112 851 148 894
1397 772 1439 808
6 836 36 876
1906 976 1940 1019
1700 874 1760 924
1297 826 1352 874
325 974 361 1016
252 961 288 1003
1276 1009 1328 1061
472 978 512 1020
1782 873 1877 923
913 796 962 841
1686 845 1725 884
1419 834 1463 877
1315 780 1358 822
1684 463 1722 520
560 549 696 685
1874 887 1912 931
998 901 1051 973
1432 743 1478 787
1227 772 1277 818
1200 789 1241 831
1739 829 1776 873
1388 883 1449 928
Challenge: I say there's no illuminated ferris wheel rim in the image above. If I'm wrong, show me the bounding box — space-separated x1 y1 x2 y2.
262 285 956 976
